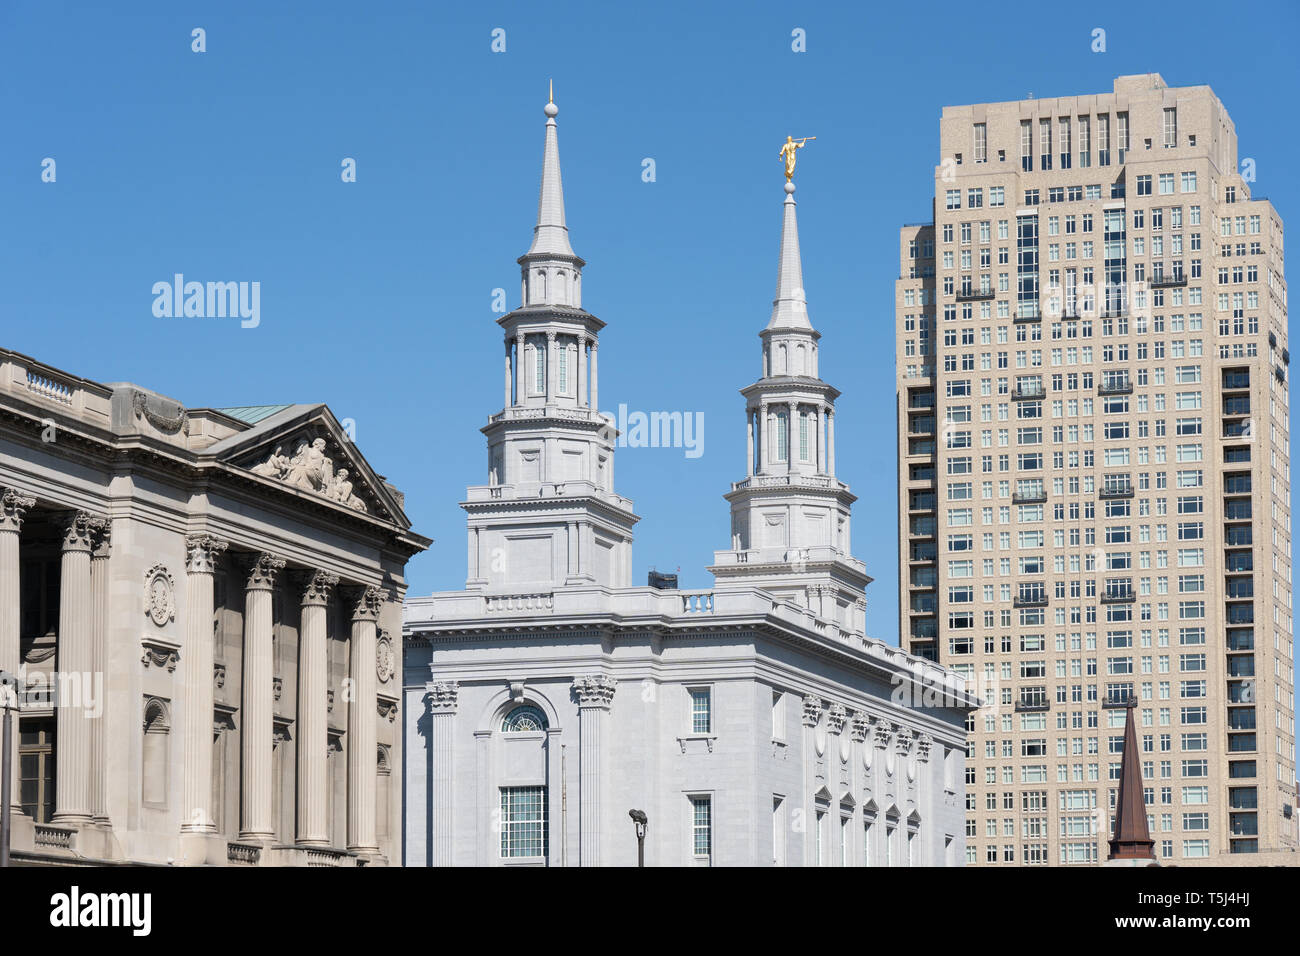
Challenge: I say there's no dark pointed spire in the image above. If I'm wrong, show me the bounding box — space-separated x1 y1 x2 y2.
1109 701 1156 862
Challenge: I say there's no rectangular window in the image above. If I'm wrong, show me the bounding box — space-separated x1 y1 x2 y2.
799 411 810 462
691 796 713 859
1163 108 1177 148
974 123 987 163
558 346 568 394
690 687 712 734
500 786 548 859
533 344 545 393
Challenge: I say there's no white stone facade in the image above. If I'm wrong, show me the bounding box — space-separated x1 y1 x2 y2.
403 97 978 866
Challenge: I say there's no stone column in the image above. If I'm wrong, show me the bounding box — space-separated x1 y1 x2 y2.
88 522 112 825
816 403 827 473
759 403 769 474
515 332 526 404
0 488 35 812
545 331 557 403
746 410 755 477
297 570 337 846
787 401 798 470
828 409 836 474
426 680 458 866
347 585 382 854
504 338 513 408
574 674 616 866
240 552 284 841
182 534 227 835
589 341 598 411
578 336 588 407
53 510 101 825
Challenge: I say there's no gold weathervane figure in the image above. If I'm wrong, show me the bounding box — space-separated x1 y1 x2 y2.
779 135 815 181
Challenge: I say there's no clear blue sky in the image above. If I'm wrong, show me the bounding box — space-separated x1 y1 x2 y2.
3 0 1297 642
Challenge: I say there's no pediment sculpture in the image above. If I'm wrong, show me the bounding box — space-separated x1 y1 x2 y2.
250 437 368 513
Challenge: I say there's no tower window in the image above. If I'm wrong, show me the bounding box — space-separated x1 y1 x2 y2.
558 345 568 394
533 343 544 393
799 411 810 461
775 410 788 462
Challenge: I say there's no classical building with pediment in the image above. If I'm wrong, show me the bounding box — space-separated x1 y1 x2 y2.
402 95 978 867
0 348 429 865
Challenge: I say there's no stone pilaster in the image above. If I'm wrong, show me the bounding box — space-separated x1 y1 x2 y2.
240 551 284 841
573 674 615 866
0 488 35 812
515 332 526 406
297 569 337 846
426 679 458 866
180 534 227 846
53 510 102 825
88 522 112 826
347 585 383 854
589 340 598 410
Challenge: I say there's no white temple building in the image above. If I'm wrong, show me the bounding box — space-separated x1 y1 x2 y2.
401 94 977 867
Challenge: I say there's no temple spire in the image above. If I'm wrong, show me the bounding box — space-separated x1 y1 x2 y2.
768 182 814 331
526 88 576 259
1108 701 1156 862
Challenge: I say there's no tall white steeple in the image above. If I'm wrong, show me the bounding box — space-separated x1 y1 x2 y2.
709 179 870 635
462 90 638 591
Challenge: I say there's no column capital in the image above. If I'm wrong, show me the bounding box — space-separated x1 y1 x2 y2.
572 673 616 708
916 732 933 762
801 695 824 728
894 727 915 755
850 711 875 743
826 702 848 734
515 330 525 343
245 552 286 591
186 533 229 573
349 584 385 621
873 721 894 749
91 520 112 558
0 487 36 533
588 339 598 352
61 510 106 553
301 569 340 606
545 329 557 342
425 679 459 712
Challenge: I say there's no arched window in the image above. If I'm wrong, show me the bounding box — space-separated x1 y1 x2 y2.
501 704 549 732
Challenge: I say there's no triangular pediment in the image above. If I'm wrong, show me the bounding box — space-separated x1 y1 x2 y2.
208 405 408 526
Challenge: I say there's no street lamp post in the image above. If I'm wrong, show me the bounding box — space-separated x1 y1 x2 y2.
628 809 647 867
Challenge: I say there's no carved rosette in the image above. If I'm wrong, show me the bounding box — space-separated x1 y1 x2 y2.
426 680 459 712
246 552 286 591
572 674 616 709
186 533 228 574
801 696 824 728
0 488 36 533
301 569 339 607
351 585 384 622
143 564 176 626
61 510 106 552
375 631 395 683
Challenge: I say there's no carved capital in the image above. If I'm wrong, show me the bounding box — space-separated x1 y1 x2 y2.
873 721 893 749
426 680 459 712
61 510 105 553
894 727 914 755
0 488 36 533
801 695 824 728
186 534 228 574
92 520 112 558
545 330 557 343
350 585 384 622
916 733 933 762
245 552 286 591
826 703 848 734
850 711 874 742
572 674 616 708
301 569 340 607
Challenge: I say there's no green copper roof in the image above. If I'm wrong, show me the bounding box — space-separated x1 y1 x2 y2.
216 404 294 425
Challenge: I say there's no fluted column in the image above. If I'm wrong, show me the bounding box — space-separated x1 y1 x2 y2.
181 534 227 835
827 409 836 474
426 680 458 865
574 674 615 866
589 341 598 411
578 336 588 407
746 410 755 477
240 552 284 841
297 570 337 846
53 510 101 825
0 488 35 813
88 522 111 825
515 332 526 406
347 585 382 854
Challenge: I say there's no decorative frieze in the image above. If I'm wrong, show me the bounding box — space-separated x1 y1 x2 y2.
250 437 368 513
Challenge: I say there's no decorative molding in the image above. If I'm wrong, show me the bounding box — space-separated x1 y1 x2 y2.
572 673 616 708
0 488 36 533
426 680 459 712
143 564 176 626
143 696 171 732
249 437 368 513
377 697 399 723
141 636 181 672
214 663 226 689
131 388 190 435
185 533 228 574
376 632 395 683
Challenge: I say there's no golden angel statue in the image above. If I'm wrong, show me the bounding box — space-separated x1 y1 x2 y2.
779 135 816 181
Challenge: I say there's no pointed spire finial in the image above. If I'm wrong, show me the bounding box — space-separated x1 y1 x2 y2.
767 178 813 331
549 78 553 104
527 83 573 258
1108 699 1156 862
